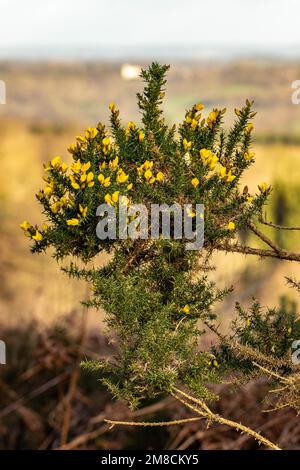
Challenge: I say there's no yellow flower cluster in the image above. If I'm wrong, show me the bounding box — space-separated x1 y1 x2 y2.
98 158 131 188
116 169 129 184
200 148 219 170
191 148 236 188
185 105 203 130
75 127 99 146
206 110 218 128
218 165 236 182
102 136 111 155
104 191 120 205
45 155 68 173
66 204 88 226
258 182 269 193
98 173 111 187
137 161 164 184
50 196 70 214
125 121 136 137
69 160 94 189
183 138 192 151
20 221 45 241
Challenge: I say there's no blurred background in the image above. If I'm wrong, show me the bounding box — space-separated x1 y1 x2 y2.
1 0 300 450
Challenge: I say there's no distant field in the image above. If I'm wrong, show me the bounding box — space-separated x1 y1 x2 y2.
0 59 300 137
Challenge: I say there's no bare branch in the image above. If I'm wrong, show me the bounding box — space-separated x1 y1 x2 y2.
213 241 300 262
248 221 281 253
259 214 300 231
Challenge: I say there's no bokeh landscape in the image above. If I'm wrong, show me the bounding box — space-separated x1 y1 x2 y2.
1 58 300 449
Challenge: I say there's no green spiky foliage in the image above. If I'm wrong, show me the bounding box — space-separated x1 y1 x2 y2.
214 297 300 373
22 63 276 408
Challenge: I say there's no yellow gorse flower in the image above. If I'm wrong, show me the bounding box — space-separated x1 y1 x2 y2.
244 151 255 161
67 218 79 226
137 160 153 177
195 102 204 111
44 181 54 197
102 136 111 154
50 201 61 214
69 175 80 189
258 182 268 193
79 205 88 218
183 138 192 150
218 165 227 178
61 162 68 173
156 172 164 183
191 118 198 130
51 156 61 169
191 177 199 188
226 171 236 183
102 136 111 147
144 169 153 181
245 123 254 134
20 220 31 231
186 208 196 218
182 304 190 314
200 148 219 170
138 131 145 142
228 221 235 231
109 156 119 170
218 165 236 182
206 110 218 128
32 230 43 241
98 174 111 187
67 143 77 154
76 135 86 144
104 194 112 205
116 169 129 184
85 127 98 140
112 191 119 203
86 172 94 187
59 196 68 208
71 159 82 174
81 161 91 172
127 121 136 130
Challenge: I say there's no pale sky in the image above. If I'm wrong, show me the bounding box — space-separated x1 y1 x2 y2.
1 0 300 57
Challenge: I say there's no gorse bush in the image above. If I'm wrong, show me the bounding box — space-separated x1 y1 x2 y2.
21 63 300 449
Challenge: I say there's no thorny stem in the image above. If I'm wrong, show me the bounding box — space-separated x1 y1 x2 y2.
171 388 281 450
104 417 203 427
104 387 281 450
252 362 291 384
259 213 300 231
214 241 300 262
248 222 281 253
